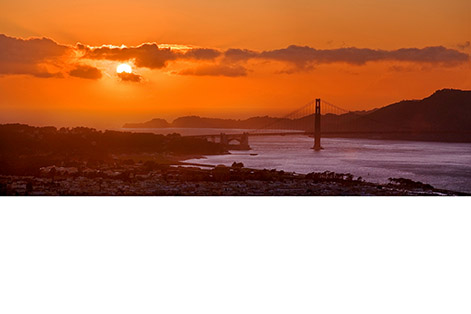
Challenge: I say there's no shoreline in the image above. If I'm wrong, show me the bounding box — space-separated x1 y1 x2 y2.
1 161 466 196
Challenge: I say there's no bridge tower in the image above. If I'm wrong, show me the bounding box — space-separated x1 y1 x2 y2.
239 132 250 150
220 133 228 146
313 98 322 150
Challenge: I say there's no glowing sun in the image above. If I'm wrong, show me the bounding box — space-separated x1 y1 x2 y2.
116 63 132 73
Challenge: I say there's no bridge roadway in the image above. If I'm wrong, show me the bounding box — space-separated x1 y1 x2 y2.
186 130 471 138
185 131 307 138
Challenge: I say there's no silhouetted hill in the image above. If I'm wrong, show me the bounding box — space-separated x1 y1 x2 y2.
123 118 170 128
125 115 287 129
364 89 471 132
172 116 238 128
124 89 471 142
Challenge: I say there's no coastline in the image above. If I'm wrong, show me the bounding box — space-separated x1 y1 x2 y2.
1 159 466 196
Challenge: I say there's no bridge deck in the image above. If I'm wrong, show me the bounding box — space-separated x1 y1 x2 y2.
185 131 471 138
186 130 471 138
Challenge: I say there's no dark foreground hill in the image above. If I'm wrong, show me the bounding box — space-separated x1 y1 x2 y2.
124 89 471 142
0 124 224 175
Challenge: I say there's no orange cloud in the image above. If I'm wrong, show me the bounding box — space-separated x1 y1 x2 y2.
1 33 469 81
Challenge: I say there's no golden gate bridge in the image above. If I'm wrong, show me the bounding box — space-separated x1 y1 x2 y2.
186 98 419 151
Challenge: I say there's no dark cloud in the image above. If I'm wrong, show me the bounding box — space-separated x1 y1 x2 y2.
388 46 469 64
224 48 258 61
78 43 221 69
221 45 471 70
69 64 102 79
178 64 247 77
255 45 470 68
0 33 70 78
78 43 175 69
117 72 142 82
183 48 221 60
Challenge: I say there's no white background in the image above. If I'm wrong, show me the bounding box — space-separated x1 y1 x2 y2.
1 197 470 314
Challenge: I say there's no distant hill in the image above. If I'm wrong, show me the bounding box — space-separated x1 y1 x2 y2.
124 115 287 129
123 118 170 128
124 89 471 142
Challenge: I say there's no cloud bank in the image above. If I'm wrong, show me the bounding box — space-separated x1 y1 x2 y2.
226 45 470 69
77 43 221 69
0 33 469 80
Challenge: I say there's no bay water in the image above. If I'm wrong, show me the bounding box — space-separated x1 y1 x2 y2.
126 128 471 193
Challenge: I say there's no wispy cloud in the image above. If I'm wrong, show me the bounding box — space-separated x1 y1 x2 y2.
178 64 247 77
457 41 470 51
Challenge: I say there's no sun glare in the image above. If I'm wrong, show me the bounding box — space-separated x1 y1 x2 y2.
116 63 132 73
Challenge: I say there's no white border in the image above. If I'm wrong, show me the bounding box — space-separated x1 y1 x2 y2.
0 197 470 314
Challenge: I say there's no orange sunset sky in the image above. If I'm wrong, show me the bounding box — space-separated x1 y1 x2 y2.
1 0 470 128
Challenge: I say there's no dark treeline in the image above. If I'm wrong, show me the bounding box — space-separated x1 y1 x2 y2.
0 124 224 175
